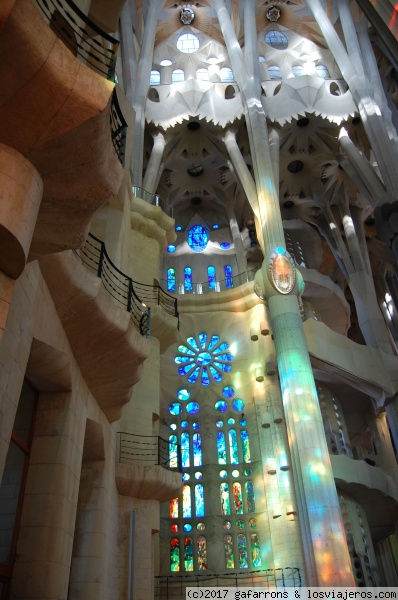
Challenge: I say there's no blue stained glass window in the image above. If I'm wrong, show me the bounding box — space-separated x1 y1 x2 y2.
182 473 190 481
184 267 193 291
169 403 182 415
197 352 211 365
220 242 230 249
192 422 200 430
195 484 205 517
240 419 247 426
170 423 177 430
193 433 202 466
181 432 190 468
222 386 234 398
215 400 228 413
237 534 248 568
183 485 191 518
208 335 220 350
178 389 190 401
241 430 251 463
225 265 233 288
184 537 194 571
198 333 207 349
216 421 224 428
167 244 176 252
245 481 256 513
169 435 178 468
209 365 222 381
188 225 209 253
214 362 232 373
175 356 194 364
195 471 202 479
220 482 230 514
179 364 195 376
178 345 195 355
229 430 239 464
213 343 229 353
217 431 227 464
251 533 262 567
186 402 200 415
167 268 176 292
214 353 233 361
208 266 216 290
183 523 192 532
187 367 200 384
228 418 235 425
220 469 228 478
232 399 245 412
187 337 200 351
176 225 182 231
201 367 210 386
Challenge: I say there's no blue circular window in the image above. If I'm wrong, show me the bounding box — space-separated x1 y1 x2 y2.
181 420 189 428
167 244 176 252
222 386 235 398
183 523 193 532
188 225 208 252
220 242 230 249
215 400 228 413
192 422 200 430
169 403 182 415
177 388 190 401
232 399 245 412
186 401 200 415
265 30 288 50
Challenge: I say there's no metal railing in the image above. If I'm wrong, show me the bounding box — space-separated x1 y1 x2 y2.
35 0 119 81
110 89 127 166
132 185 173 218
161 266 260 296
117 432 182 472
155 567 301 599
75 233 151 337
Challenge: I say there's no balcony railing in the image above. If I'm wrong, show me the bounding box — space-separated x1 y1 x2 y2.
117 432 182 472
75 233 151 338
132 185 173 218
155 567 301 599
110 89 127 166
161 266 260 296
35 0 119 81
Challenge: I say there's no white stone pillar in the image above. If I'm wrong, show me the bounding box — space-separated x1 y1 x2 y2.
143 131 166 195
225 199 247 274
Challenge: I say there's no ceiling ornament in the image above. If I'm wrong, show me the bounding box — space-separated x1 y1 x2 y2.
180 7 195 25
266 5 281 22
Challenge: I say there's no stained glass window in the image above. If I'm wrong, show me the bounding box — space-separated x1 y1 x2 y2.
169 402 182 415
222 386 234 398
220 242 230 249
195 471 202 480
228 418 235 426
181 432 190 468
183 485 191 518
170 498 178 518
182 473 190 481
184 537 194 571
192 422 200 430
188 226 208 252
237 534 248 568
181 421 188 428
171 524 178 533
178 389 190 401
208 335 220 350
195 484 205 517
187 402 199 415
232 399 245 412
197 536 207 570
187 367 200 384
169 435 178 469
171 538 180 571
223 520 232 530
167 268 176 292
229 430 239 464
245 481 256 513
193 433 202 466
217 431 227 464
220 469 228 478
241 430 251 463
216 421 224 428
197 522 205 531
215 400 228 413
251 533 262 566
224 535 235 568
183 523 192 532
184 267 193 291
236 519 244 529
220 482 230 515
208 266 216 290
233 482 243 514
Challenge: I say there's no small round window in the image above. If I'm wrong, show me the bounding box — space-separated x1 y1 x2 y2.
265 30 288 50
177 33 200 54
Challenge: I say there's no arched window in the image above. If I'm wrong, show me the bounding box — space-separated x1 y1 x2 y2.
184 537 194 571
184 267 193 291
208 266 216 290
182 485 192 518
229 429 239 464
233 482 243 514
170 538 180 571
237 534 248 568
177 33 200 53
292 64 304 77
169 434 178 468
220 482 230 515
181 432 190 468
224 265 233 288
196 67 209 81
193 433 202 466
220 67 234 82
170 497 179 518
150 69 160 85
245 481 256 513
251 533 262 567
217 431 227 464
195 484 205 517
240 430 251 463
172 68 185 83
224 535 235 568
316 64 330 78
167 268 176 292
197 536 207 570
268 65 282 80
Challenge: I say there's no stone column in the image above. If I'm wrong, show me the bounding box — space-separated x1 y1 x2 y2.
143 131 166 195
369 411 398 481
225 199 247 274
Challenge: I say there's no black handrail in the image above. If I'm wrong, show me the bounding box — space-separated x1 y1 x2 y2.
132 185 173 218
75 233 151 338
117 432 182 472
35 0 119 81
110 89 127 166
